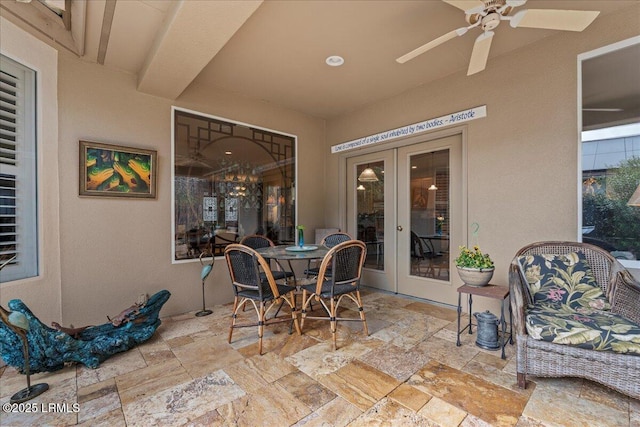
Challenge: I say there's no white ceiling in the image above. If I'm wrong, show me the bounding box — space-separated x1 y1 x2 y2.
3 0 640 122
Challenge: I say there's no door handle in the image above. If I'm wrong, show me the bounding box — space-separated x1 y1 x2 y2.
397 225 403 231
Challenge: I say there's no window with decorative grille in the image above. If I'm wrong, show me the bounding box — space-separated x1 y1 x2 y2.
0 54 38 282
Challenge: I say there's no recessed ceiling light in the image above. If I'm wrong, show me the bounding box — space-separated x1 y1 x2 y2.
225 151 232 155
326 55 344 67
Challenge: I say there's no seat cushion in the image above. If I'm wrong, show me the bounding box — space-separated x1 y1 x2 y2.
526 303 640 355
518 251 610 311
300 281 355 298
237 283 296 302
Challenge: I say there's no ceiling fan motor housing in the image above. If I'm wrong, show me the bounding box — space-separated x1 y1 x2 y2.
466 0 513 26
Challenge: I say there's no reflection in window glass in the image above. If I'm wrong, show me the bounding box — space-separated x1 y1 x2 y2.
356 162 384 270
408 150 449 281
172 108 296 261
581 124 640 260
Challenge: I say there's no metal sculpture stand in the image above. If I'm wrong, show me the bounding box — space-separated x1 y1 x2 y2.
0 256 49 403
10 323 49 403
196 251 214 317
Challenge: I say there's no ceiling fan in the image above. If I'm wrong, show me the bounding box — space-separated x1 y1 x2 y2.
396 0 600 76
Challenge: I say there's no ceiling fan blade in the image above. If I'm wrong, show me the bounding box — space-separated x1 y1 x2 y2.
510 9 600 31
397 27 468 64
443 0 486 14
467 31 493 75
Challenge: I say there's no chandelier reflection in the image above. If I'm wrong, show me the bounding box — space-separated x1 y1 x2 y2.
211 161 263 209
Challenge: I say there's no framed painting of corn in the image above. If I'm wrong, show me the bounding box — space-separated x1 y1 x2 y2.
79 140 157 198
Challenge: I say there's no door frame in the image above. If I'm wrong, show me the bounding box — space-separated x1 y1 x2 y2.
336 125 468 296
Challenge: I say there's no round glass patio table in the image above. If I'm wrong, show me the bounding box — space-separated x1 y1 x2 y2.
255 245 330 286
255 244 329 260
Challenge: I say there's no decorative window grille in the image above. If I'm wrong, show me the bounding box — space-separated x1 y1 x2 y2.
0 54 38 282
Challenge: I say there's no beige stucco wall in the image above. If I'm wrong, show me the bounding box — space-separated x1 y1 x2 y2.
55 53 325 325
324 5 640 308
0 17 62 323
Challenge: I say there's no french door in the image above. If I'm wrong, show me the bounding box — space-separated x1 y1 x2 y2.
346 151 396 291
346 134 464 306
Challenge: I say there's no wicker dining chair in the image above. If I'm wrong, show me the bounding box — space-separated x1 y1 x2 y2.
304 232 352 278
300 240 368 350
224 244 301 355
240 234 294 283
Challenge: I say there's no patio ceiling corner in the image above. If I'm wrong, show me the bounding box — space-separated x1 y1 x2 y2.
136 0 262 100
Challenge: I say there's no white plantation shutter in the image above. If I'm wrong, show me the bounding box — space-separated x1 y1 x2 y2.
0 54 38 282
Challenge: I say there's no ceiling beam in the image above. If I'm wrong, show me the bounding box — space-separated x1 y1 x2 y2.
137 0 263 100
0 0 85 55
97 0 116 65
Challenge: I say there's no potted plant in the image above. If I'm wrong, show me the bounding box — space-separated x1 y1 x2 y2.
455 245 495 287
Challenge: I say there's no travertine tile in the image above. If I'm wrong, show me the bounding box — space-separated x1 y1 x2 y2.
348 397 435 426
359 342 432 381
76 408 126 427
409 360 528 427
579 380 630 412
76 349 147 388
0 288 633 427
0 364 77 400
77 390 121 423
116 358 191 405
0 376 78 426
523 384 629 427
122 370 245 427
292 396 362 427
388 383 431 412
216 382 310 426
165 335 195 348
171 335 244 379
77 378 117 403
405 300 459 322
138 339 176 366
413 335 479 369
158 317 209 341
181 409 227 427
318 359 400 411
276 370 337 411
418 396 467 426
462 359 529 395
286 341 373 379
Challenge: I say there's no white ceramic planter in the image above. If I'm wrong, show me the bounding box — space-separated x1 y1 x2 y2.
456 266 494 287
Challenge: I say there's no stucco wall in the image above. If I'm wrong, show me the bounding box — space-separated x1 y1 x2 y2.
56 53 326 325
324 5 640 307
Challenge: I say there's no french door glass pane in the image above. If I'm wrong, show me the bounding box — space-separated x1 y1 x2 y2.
409 150 450 280
356 162 384 270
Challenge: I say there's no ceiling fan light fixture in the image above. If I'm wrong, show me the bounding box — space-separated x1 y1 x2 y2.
358 166 379 182
326 55 345 67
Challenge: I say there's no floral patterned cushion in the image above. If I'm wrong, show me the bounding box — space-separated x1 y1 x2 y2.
526 303 640 355
517 252 610 311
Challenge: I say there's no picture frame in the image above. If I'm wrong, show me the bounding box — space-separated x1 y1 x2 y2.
79 140 157 198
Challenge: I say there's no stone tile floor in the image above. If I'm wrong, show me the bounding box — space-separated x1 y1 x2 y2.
0 288 637 426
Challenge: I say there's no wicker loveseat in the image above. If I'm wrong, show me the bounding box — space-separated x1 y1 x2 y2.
509 241 640 399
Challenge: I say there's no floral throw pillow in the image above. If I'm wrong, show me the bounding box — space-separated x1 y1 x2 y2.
517 251 610 311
